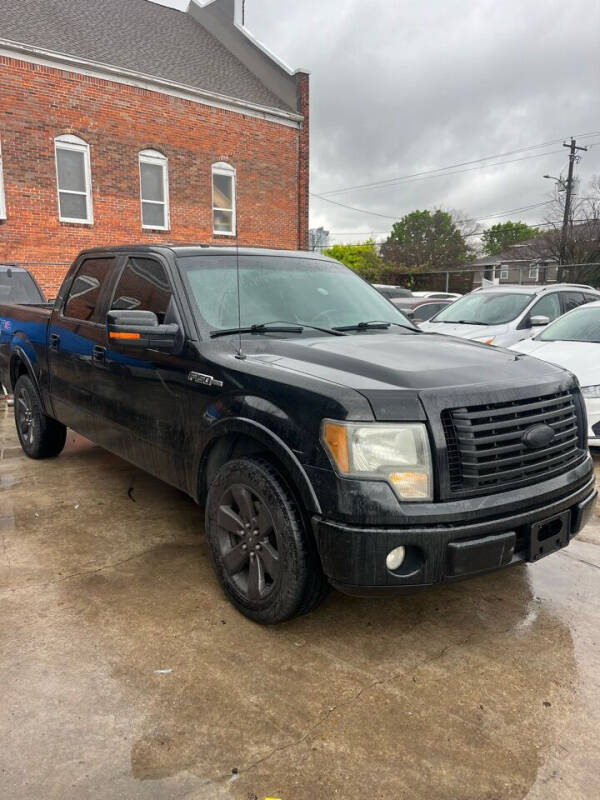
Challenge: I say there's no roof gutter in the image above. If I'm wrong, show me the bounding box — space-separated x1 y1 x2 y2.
0 37 304 128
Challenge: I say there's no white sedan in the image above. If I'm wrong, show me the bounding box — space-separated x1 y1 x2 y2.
510 300 600 446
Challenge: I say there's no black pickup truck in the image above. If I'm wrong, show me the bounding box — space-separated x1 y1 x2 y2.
0 246 596 623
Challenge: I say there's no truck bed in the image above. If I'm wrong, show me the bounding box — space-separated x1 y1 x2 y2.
0 302 53 395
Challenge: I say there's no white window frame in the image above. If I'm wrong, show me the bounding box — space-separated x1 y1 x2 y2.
0 139 6 220
500 267 509 281
139 150 170 231
529 266 539 281
212 162 236 236
54 134 93 224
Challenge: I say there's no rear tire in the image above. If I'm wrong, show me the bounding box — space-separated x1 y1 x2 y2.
14 375 67 459
205 457 328 624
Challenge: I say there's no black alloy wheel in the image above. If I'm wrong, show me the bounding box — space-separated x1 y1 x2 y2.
216 483 280 602
206 458 328 624
13 375 67 459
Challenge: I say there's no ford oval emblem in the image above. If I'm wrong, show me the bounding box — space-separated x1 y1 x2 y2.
522 423 555 450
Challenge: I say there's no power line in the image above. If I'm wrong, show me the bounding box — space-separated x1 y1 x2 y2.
317 130 600 197
311 141 600 221
310 151 568 217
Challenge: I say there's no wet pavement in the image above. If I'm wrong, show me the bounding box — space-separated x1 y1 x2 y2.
0 397 599 800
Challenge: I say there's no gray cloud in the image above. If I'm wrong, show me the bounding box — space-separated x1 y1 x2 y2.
245 0 600 243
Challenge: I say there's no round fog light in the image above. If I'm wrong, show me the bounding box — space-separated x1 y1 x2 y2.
386 546 406 571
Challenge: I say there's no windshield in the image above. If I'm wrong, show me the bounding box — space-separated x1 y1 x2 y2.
0 270 44 304
178 255 417 334
539 305 600 343
432 291 534 325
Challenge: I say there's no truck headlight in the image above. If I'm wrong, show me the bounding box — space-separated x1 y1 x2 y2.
581 385 600 398
321 421 433 501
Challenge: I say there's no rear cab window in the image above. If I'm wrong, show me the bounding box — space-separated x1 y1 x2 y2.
63 257 115 322
0 269 44 304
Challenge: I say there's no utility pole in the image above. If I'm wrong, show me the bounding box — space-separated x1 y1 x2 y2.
559 138 588 265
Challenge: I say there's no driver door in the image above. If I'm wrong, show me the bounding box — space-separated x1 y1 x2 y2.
93 255 189 488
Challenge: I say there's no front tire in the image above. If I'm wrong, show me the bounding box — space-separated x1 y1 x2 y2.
14 375 67 459
205 458 328 624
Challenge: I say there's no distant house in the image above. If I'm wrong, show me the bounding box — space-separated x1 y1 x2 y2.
469 243 558 287
0 0 310 293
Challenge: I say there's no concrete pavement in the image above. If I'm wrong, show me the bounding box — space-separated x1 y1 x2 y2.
1 396 599 800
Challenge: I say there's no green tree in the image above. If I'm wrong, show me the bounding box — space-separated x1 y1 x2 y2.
324 240 383 282
481 221 540 256
381 209 471 270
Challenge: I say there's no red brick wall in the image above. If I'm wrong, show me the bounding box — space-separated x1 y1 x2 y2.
0 56 308 295
296 72 310 252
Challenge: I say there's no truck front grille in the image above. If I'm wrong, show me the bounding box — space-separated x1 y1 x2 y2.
442 390 584 494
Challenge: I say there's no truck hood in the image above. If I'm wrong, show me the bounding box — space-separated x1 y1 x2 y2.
243 331 570 418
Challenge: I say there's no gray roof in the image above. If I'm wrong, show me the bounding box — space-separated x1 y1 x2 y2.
1 0 294 112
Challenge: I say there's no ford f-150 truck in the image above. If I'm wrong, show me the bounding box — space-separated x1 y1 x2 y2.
0 246 596 623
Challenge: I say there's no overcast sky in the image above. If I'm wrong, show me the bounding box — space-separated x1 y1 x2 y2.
244 0 600 245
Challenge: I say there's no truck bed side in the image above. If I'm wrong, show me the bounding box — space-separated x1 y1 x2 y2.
0 302 53 401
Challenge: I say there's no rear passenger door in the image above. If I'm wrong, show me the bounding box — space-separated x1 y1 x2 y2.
48 256 116 436
95 256 189 487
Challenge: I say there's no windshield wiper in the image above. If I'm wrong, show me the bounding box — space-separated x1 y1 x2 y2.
210 320 346 339
333 320 417 333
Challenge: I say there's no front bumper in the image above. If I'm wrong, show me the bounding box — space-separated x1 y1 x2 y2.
312 471 597 595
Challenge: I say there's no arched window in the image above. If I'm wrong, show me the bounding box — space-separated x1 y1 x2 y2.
139 150 170 230
212 162 236 236
54 135 93 224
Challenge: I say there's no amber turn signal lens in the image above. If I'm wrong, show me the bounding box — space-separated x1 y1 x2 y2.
389 471 430 500
322 421 350 474
109 331 141 340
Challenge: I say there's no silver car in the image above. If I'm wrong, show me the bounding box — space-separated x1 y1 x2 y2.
419 283 600 347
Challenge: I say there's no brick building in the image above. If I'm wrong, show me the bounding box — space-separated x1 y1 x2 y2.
0 0 309 295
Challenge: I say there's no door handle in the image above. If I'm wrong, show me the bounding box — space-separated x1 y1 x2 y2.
92 345 106 363
49 333 60 351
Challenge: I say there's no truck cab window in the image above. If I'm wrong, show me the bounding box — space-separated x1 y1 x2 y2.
111 258 172 323
64 258 114 321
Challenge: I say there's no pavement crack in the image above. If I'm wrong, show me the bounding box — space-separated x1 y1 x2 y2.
234 630 479 778
560 551 600 571
0 547 159 597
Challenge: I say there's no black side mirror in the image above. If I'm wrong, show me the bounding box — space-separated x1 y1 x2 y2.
107 309 180 352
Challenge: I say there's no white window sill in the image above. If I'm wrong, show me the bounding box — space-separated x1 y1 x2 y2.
59 218 94 225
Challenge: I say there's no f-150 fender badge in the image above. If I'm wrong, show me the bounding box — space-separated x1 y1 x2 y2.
187 371 224 388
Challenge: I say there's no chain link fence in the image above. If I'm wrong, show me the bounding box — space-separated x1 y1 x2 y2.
390 263 600 294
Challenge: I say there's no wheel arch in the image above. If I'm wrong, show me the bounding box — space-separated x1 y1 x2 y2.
10 347 45 409
195 418 322 516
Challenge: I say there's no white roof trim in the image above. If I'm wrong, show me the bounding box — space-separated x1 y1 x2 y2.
193 0 311 76
0 38 303 128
